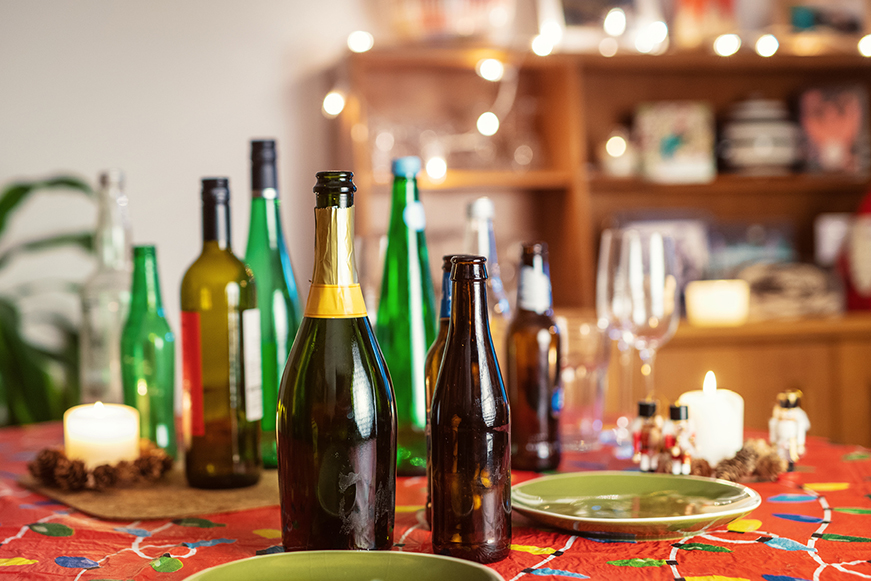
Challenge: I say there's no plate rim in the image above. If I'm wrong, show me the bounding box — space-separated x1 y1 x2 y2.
183 549 507 581
511 470 762 526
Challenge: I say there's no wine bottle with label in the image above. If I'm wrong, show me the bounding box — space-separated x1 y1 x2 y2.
506 242 561 471
244 139 302 468
431 255 511 564
277 171 396 551
181 177 262 489
376 156 437 476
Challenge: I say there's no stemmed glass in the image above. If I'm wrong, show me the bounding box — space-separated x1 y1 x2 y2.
623 229 680 411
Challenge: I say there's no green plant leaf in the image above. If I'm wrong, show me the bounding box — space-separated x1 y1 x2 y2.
28 522 73 537
833 508 871 515
608 558 666 567
821 533 871 542
172 518 226 528
676 542 732 553
0 176 93 238
0 231 93 270
150 556 183 573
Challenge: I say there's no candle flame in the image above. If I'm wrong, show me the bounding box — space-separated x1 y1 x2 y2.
703 371 717 394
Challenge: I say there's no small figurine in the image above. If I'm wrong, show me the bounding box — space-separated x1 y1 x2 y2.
768 389 811 471
663 404 695 475
632 401 662 472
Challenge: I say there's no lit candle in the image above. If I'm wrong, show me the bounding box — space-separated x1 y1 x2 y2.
678 371 744 467
64 402 140 469
685 279 750 327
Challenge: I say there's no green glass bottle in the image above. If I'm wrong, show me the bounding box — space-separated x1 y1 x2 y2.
244 139 302 468
277 171 396 551
121 245 176 458
375 156 437 476
181 177 261 489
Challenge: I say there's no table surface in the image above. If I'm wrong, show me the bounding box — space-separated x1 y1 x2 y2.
1 423 871 580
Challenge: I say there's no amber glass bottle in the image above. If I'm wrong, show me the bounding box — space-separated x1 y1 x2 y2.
431 255 511 564
506 242 562 471
277 171 396 551
181 178 261 489
424 254 458 526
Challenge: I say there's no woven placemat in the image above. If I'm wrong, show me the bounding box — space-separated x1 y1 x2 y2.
18 467 279 520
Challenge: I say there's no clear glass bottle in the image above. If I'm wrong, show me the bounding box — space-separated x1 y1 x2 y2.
80 169 132 404
121 245 176 457
463 197 511 366
376 156 437 476
244 139 302 468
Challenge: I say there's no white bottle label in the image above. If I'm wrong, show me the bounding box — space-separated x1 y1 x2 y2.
242 308 263 422
517 265 552 314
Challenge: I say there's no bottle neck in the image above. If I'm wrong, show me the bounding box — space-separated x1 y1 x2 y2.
465 217 498 266
252 158 278 199
95 183 131 271
248 197 281 249
439 269 452 319
449 279 491 343
517 255 553 315
310 204 358 287
202 200 231 250
390 176 423 231
130 251 163 312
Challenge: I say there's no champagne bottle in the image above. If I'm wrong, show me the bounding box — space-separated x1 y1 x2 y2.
80 169 132 404
376 156 437 476
506 242 561 471
244 139 302 468
181 177 261 489
277 171 396 551
463 197 511 366
431 255 511 564
121 245 176 457
424 254 458 526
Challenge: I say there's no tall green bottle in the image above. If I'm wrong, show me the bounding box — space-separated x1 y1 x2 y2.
121 245 176 458
277 171 396 551
375 156 437 476
244 139 302 468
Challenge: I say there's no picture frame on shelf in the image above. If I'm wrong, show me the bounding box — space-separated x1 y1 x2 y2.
634 101 717 184
536 0 633 52
799 84 870 175
772 0 869 54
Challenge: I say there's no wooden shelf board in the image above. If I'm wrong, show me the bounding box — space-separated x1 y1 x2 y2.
589 173 871 197
413 169 572 191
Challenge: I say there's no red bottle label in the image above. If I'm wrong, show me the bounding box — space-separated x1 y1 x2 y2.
182 311 204 438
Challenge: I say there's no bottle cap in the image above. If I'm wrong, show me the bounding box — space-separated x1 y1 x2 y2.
251 139 276 162
391 156 421 178
670 404 688 421
442 254 460 273
133 245 156 258
201 177 230 203
638 400 656 418
450 254 489 281
99 169 124 189
467 197 495 220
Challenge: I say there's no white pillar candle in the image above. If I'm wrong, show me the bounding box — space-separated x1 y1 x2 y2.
685 279 750 327
678 371 744 467
64 402 140 469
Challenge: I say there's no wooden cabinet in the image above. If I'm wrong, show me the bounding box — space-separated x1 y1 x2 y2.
335 48 871 446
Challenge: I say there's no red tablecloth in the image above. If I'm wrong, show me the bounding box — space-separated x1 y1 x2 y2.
1 423 870 580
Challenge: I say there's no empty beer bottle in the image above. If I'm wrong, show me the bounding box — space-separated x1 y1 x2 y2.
424 254 458 526
376 156 437 476
431 255 511 564
244 139 302 468
121 245 176 458
181 177 261 489
506 242 561 471
277 171 396 551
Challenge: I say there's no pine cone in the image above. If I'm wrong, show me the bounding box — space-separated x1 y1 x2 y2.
690 457 712 477
54 458 88 491
754 452 786 482
28 448 64 486
714 456 750 482
115 460 141 486
135 454 165 481
654 453 673 473
91 464 118 491
744 438 771 457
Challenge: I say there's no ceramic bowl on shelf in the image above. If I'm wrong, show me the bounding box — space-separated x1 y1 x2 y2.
720 98 800 175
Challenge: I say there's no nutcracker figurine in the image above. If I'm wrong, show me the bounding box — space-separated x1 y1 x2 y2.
632 401 661 472
768 389 811 471
663 404 694 475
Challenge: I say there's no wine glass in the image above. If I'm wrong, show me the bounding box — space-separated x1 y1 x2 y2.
623 229 680 412
595 229 636 450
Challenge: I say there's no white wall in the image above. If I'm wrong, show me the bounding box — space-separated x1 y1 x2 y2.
0 0 379 341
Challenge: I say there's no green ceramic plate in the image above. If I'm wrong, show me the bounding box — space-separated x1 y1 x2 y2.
512 471 761 541
184 550 505 581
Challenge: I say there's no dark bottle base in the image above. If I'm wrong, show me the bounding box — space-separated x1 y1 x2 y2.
511 452 561 472
433 540 511 564
186 471 260 490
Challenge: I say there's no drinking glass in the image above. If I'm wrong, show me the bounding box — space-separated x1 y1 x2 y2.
623 229 680 410
556 316 610 452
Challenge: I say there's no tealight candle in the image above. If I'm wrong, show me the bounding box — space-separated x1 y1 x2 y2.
677 371 743 467
64 402 140 469
685 279 750 327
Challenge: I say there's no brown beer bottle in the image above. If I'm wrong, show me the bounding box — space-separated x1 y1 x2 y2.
424 254 458 526
431 255 511 563
506 242 562 471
